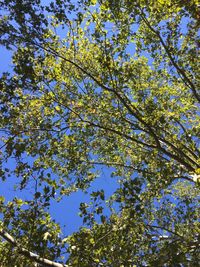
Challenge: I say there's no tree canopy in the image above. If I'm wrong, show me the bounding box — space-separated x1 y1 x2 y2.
0 0 199 266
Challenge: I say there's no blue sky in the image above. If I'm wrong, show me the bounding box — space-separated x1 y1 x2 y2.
0 136 118 236
0 86 118 236
0 155 118 236
0 0 196 240
0 2 120 236
0 27 118 236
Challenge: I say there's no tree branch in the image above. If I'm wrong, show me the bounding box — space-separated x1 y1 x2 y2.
140 10 200 103
31 41 195 171
0 229 68 267
146 224 185 240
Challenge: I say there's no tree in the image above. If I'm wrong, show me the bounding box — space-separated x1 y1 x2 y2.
0 0 199 266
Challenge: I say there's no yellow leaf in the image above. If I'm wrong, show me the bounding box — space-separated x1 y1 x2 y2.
43 232 51 240
55 106 61 112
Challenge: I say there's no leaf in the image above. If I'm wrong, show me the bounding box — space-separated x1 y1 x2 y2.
43 232 51 241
